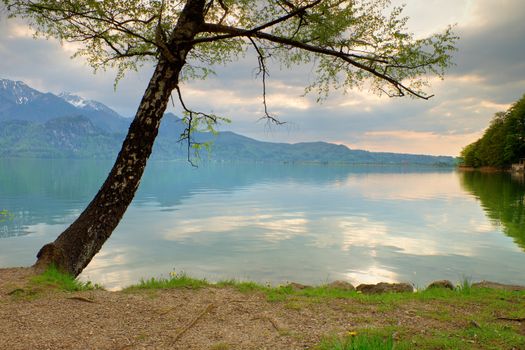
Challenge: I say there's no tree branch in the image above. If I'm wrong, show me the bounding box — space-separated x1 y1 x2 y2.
20 1 158 49
217 0 229 24
174 85 218 166
248 37 284 125
200 23 434 99
191 0 321 45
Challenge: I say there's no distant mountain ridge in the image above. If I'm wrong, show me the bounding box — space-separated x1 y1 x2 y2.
0 78 456 165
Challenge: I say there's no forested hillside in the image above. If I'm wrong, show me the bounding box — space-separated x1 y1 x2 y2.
0 78 456 165
461 94 525 168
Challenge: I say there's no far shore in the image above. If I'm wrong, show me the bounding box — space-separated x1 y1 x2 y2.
457 165 510 172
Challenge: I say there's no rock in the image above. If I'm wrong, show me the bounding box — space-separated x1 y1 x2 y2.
356 282 413 294
427 280 455 290
327 280 355 291
287 282 311 290
472 281 525 291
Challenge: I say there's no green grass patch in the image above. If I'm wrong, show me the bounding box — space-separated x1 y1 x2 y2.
30 265 98 292
216 279 268 293
124 273 209 291
409 323 525 350
316 332 399 350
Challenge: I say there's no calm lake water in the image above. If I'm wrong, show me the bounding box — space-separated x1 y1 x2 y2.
1 159 524 290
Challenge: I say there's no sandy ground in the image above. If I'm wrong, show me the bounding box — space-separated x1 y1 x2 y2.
1 267 524 350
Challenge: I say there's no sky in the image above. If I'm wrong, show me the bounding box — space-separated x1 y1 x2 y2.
1 0 524 156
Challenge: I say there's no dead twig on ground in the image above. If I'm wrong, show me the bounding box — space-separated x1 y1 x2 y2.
173 303 216 343
497 317 525 322
67 296 96 303
252 315 281 332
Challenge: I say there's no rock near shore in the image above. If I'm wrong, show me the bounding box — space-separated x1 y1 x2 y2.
356 282 413 294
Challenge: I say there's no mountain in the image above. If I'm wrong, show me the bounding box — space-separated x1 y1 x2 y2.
58 92 129 132
0 79 82 123
0 79 129 133
195 132 454 165
0 78 456 165
0 116 122 158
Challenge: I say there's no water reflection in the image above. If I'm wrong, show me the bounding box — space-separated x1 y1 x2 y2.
459 171 525 250
1 159 525 290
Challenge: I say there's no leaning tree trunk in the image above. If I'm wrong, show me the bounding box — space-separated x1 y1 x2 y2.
34 0 206 277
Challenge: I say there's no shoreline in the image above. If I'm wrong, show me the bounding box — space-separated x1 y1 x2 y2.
1 267 525 349
5 265 525 294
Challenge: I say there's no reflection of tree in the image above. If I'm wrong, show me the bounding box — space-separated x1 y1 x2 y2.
460 171 525 250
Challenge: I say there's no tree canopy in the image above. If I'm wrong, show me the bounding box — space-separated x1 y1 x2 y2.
460 94 525 168
4 0 456 126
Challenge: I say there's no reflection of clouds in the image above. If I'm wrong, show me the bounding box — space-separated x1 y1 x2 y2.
356 172 463 201
24 223 66 237
162 212 308 243
338 217 441 256
468 218 497 233
344 265 399 285
80 248 131 291
260 216 308 242
312 214 477 257
339 217 387 250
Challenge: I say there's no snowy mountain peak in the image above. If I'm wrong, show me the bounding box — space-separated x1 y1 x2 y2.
58 92 102 111
0 78 128 132
0 78 41 105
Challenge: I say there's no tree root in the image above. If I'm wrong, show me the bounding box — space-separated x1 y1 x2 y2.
67 296 96 303
497 317 525 322
252 315 281 332
173 303 215 343
6 288 25 296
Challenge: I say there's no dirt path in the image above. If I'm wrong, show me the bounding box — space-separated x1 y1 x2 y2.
1 268 524 349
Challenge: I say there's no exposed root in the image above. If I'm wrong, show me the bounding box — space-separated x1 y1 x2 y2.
6 288 25 296
67 296 96 303
252 315 281 332
497 317 525 322
172 303 215 343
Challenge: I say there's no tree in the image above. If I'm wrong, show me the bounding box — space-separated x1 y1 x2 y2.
460 94 525 168
3 0 457 276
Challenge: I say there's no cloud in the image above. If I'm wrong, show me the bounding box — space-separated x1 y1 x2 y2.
345 130 483 156
1 1 524 156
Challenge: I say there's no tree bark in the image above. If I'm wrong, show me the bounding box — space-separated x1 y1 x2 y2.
34 0 206 277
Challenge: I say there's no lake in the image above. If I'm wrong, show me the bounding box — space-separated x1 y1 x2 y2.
1 158 524 290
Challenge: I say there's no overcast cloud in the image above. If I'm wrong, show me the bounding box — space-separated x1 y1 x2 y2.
1 0 524 156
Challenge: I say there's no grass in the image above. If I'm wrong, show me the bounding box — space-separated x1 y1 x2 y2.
123 275 522 305
316 332 398 350
123 272 210 291
30 265 99 292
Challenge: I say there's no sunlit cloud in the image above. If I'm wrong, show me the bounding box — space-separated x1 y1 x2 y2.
5 22 34 39
341 130 483 156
